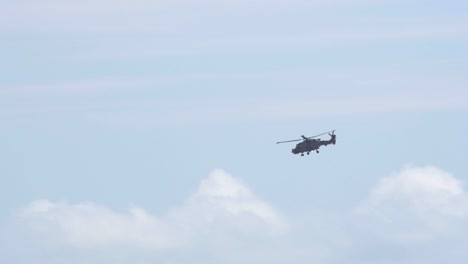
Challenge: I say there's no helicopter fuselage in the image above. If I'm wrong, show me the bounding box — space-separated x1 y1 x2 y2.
292 136 336 155
276 130 336 156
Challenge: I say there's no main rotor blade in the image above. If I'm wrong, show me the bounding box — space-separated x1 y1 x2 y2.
308 130 335 139
276 139 302 144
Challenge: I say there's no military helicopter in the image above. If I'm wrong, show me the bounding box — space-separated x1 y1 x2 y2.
276 130 336 156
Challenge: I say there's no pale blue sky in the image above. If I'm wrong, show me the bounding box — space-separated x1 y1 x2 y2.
1 0 467 263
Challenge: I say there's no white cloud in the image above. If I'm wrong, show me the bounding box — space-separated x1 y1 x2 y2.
18 169 287 251
360 165 468 216
349 165 468 260
21 199 179 250
187 169 288 233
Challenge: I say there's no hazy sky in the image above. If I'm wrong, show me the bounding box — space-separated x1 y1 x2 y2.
1 0 467 263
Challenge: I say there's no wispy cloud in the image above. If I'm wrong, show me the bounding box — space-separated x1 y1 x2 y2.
2 0 467 41
0 0 347 32
1 91 466 128
35 24 463 62
0 0 376 18
68 95 468 128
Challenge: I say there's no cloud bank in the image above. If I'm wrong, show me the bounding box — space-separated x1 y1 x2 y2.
16 169 287 251
2 165 468 263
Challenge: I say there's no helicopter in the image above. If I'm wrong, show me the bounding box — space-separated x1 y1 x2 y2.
276 130 336 156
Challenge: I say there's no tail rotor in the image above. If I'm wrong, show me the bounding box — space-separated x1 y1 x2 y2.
329 130 336 144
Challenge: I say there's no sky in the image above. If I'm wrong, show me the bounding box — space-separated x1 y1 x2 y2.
0 0 467 263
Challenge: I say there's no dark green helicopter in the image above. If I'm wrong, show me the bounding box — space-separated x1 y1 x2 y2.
276 130 336 156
